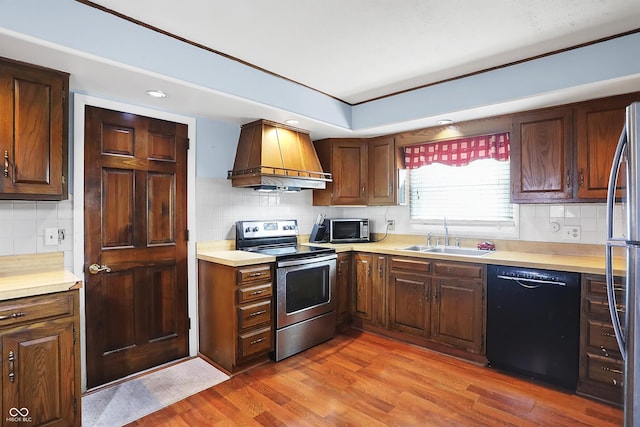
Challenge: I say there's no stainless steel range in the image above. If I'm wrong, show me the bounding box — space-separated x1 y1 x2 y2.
236 219 337 361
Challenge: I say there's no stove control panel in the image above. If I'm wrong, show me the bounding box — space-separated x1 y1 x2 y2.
238 219 298 239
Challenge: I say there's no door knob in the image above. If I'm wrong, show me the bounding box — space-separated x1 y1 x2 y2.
89 263 111 274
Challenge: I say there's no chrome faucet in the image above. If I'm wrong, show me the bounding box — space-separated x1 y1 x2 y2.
444 216 450 246
427 232 433 247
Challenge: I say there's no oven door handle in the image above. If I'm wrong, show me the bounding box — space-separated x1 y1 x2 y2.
277 254 337 267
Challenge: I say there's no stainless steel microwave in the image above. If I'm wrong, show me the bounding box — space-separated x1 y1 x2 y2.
323 218 370 243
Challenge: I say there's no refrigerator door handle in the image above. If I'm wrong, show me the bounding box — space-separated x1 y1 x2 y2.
606 242 627 360
605 127 628 360
606 128 627 241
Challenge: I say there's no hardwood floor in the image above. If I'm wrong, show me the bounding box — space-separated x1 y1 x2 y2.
127 329 622 426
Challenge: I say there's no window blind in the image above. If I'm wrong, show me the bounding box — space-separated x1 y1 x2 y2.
409 159 513 222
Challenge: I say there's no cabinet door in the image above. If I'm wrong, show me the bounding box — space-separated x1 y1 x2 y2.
431 278 484 354
331 140 368 205
575 95 636 200
511 108 573 202
0 59 68 200
352 253 374 322
371 255 387 327
2 319 77 427
368 135 396 205
388 272 431 337
336 253 352 329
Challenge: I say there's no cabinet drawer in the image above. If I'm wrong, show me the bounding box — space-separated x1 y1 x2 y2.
586 297 624 319
238 300 272 330
587 276 623 297
433 262 483 280
390 257 430 273
585 353 624 389
237 265 272 284
586 319 621 356
238 283 272 304
238 326 272 359
0 292 74 328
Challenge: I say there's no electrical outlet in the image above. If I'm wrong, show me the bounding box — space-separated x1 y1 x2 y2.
45 228 59 246
386 219 395 231
562 225 581 241
44 228 65 246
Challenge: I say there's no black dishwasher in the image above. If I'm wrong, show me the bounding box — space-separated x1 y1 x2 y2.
486 265 580 390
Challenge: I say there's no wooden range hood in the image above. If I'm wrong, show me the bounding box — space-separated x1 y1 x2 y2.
227 119 331 191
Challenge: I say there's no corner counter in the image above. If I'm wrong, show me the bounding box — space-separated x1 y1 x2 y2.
197 240 274 267
0 252 81 301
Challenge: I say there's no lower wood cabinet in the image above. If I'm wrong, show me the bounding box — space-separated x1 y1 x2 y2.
198 260 274 374
577 274 624 406
0 290 80 427
336 252 352 331
352 252 387 328
388 257 431 337
353 253 487 360
431 262 485 355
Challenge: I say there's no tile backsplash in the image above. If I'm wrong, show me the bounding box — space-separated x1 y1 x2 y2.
195 177 343 241
0 178 621 271
0 198 74 269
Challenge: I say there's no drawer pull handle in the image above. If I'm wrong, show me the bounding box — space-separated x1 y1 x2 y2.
601 366 623 374
249 290 264 296
250 337 265 345
250 272 263 277
0 312 26 321
8 350 15 383
3 151 8 178
601 332 616 337
601 304 625 313
249 310 267 317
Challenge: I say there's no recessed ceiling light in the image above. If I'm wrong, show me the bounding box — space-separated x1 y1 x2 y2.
146 90 167 99
437 119 453 125
285 119 299 125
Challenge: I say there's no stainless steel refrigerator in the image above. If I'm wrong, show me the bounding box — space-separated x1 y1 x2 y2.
606 101 640 426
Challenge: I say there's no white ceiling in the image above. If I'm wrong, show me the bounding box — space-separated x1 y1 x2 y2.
1 1 639 139
89 0 640 104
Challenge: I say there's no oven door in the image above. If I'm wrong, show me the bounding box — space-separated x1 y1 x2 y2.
276 254 337 328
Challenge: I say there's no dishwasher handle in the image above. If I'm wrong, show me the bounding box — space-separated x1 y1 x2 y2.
496 274 566 287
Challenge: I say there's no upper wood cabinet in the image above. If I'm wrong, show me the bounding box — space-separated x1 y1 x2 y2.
367 135 397 205
313 136 397 206
0 57 69 200
314 138 368 205
510 107 574 202
509 92 639 203
575 93 638 200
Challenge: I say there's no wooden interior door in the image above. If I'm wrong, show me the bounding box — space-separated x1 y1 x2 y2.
84 106 189 388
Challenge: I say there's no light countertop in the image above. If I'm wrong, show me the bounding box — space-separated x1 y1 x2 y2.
0 252 82 301
197 236 624 276
197 249 275 267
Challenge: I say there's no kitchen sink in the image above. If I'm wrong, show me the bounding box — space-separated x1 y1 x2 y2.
398 245 494 257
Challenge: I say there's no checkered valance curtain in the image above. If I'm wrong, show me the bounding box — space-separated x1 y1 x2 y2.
403 132 510 169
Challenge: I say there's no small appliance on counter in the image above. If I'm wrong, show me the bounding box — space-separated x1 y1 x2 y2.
309 213 327 243
321 218 370 243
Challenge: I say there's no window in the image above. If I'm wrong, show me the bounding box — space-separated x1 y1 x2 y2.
409 159 513 223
